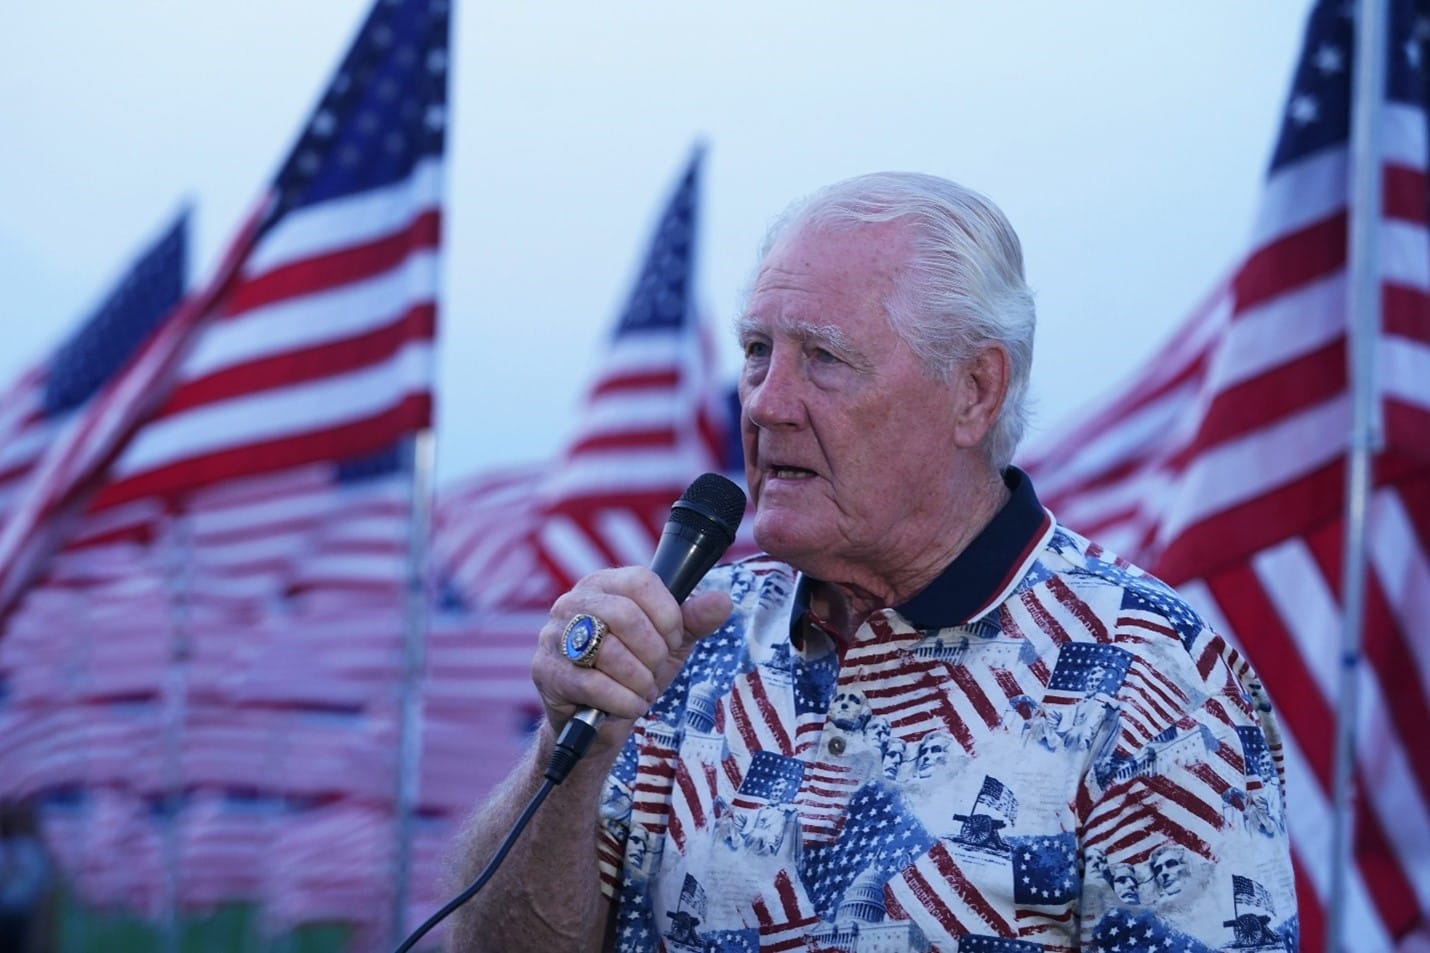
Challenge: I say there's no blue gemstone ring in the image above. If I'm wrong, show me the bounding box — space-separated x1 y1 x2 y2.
563 613 608 668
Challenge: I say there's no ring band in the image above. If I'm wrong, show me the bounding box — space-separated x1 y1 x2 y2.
563 613 608 668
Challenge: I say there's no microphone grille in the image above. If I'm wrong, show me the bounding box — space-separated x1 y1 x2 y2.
672 472 747 540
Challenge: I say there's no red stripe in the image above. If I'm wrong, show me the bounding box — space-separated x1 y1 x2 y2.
1157 459 1344 585
566 428 678 457
948 666 999 732
899 847 971 937
94 394 431 508
1048 575 1108 642
1383 164 1428 225
1204 562 1335 788
1385 401 1430 463
1382 283 1430 340
1018 587 1073 645
1304 510 1430 804
674 761 705 831
745 670 793 755
589 370 680 398
1290 848 1326 953
1231 212 1345 315
226 210 441 316
162 303 435 416
1168 339 1346 469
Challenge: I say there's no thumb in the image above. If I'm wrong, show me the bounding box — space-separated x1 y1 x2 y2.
676 590 733 654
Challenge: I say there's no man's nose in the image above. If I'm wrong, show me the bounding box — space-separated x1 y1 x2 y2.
744 350 805 429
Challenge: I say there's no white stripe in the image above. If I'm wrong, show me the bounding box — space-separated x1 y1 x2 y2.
594 508 657 567
1157 395 1348 545
598 332 690 375
316 515 408 546
1197 585 1393 950
189 493 334 539
186 252 438 378
1032 381 1196 501
1251 148 1348 250
1279 723 1391 952
0 387 44 458
1253 539 1430 912
1383 218 1430 291
1369 488 1430 716
1382 101 1429 172
190 534 307 569
113 341 432 479
1382 334 1430 411
1052 468 1173 536
539 513 611 584
244 158 444 276
1215 273 1345 392
578 390 690 437
298 554 407 582
540 452 715 500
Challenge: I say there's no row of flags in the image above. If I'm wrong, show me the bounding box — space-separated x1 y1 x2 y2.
0 0 1426 951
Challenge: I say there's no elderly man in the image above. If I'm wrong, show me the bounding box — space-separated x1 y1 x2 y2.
448 173 1296 951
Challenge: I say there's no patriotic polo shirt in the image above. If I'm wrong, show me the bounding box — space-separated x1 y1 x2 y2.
596 469 1297 952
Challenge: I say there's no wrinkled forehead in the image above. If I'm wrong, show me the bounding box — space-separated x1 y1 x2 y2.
742 220 911 326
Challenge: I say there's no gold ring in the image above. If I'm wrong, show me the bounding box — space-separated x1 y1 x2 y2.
563 613 608 668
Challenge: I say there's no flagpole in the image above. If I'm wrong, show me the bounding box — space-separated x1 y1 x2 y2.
391 429 434 948
159 508 195 953
1330 0 1388 949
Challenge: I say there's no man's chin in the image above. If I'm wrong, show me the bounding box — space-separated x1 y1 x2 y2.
752 516 820 566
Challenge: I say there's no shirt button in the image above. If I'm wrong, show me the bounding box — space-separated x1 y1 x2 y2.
828 736 846 757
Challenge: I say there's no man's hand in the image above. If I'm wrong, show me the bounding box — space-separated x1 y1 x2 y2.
531 567 733 748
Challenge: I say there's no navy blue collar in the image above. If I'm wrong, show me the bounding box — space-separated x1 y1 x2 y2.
791 467 1052 636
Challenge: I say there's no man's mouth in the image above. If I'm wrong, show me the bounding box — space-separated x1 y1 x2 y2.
769 465 815 479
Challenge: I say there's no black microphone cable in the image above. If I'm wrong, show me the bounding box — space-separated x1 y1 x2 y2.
391 473 745 952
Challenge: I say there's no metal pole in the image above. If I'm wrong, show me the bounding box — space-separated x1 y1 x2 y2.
391 430 435 948
1329 0 1387 949
159 507 194 953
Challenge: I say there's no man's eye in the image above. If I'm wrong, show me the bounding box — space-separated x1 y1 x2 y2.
744 340 770 359
811 347 840 364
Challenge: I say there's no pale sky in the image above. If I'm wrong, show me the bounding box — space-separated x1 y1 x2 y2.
0 2 1308 485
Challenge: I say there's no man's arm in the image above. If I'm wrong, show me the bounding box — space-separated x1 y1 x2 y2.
442 567 733 951
444 722 616 952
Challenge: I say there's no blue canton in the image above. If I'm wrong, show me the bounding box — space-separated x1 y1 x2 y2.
1091 908 1216 953
1120 583 1204 648
44 214 186 416
1048 642 1131 695
1009 832 1080 905
615 150 699 336
266 0 449 227
800 784 932 919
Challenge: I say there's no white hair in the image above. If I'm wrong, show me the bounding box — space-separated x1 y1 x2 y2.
754 172 1036 470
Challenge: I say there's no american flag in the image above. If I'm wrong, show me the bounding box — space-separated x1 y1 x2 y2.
529 145 742 595
426 148 751 815
0 0 449 947
1019 1 1430 947
0 213 187 616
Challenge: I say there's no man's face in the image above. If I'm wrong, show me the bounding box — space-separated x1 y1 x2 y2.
1149 846 1186 894
914 732 951 776
737 221 976 585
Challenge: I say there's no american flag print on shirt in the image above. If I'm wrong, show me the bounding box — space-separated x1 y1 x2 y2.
594 472 1298 953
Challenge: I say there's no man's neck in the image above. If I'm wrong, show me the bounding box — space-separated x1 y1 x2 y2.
807 467 1012 642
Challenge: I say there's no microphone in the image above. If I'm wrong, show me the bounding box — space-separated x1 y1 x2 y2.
544 472 747 783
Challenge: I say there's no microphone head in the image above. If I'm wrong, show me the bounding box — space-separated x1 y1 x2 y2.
670 472 747 544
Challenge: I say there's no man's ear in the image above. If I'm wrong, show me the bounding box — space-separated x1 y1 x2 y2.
951 344 1009 449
